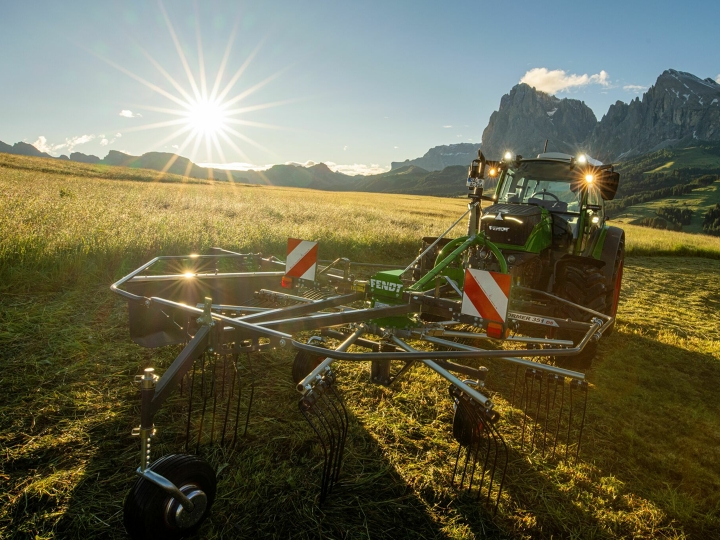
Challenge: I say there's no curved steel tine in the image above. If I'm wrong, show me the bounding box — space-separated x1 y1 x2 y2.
327 383 349 482
541 375 553 457
575 382 589 462
485 415 502 506
464 401 485 494
243 353 255 437
310 387 339 499
318 388 344 484
551 378 565 460
184 358 198 452
565 381 575 463
520 369 534 450
195 352 209 454
530 371 544 451
299 398 331 502
220 355 237 445
474 412 492 501
510 365 519 409
488 420 508 515
209 352 220 445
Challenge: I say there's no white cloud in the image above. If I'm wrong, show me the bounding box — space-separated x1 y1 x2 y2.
324 162 389 176
716 74 720 84
100 139 109 146
32 136 58 154
119 110 142 118
115 133 122 138
65 134 95 152
343 145 348 151
520 68 610 94
443 125 452 128
172 144 179 150
200 161 390 176
623 84 648 93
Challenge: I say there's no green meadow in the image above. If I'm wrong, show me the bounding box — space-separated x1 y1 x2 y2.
1 153 720 539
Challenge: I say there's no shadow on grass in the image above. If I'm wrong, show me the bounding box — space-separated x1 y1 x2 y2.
3 299 719 539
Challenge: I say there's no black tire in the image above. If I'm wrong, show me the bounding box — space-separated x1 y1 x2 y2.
452 400 484 447
292 349 323 384
603 235 625 336
123 454 217 540
554 264 607 370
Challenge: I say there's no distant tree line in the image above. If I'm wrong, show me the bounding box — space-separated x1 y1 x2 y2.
605 173 719 218
656 206 693 226
703 204 720 236
636 216 682 231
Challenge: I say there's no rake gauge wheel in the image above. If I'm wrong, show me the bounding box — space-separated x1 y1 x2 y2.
292 350 324 384
452 400 484 447
123 454 217 540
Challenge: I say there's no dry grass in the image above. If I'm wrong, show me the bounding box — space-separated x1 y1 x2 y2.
1 154 720 539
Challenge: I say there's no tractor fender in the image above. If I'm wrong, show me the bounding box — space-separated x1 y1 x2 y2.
597 226 625 286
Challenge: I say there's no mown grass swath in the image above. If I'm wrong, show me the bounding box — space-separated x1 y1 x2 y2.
1 153 719 538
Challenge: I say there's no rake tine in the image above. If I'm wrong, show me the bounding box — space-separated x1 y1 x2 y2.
551 377 565 460
484 418 499 506
327 383 349 482
184 357 198 453
487 420 508 515
565 380 575 463
209 352 219 445
243 353 255 437
299 397 332 503
195 352 209 454
510 365 519 409
220 355 237 445
575 381 590 462
318 389 344 484
311 390 340 500
541 375 555 457
530 370 544 452
230 362 244 448
520 369 534 450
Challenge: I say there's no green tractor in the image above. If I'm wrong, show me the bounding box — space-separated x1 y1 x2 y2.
412 150 625 368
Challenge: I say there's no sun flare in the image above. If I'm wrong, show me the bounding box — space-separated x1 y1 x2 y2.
185 99 227 136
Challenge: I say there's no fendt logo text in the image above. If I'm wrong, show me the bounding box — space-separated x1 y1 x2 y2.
489 226 510 232
370 279 403 293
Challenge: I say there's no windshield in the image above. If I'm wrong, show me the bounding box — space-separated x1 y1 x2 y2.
497 161 585 213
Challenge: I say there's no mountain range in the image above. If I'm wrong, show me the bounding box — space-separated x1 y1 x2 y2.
2 68 719 196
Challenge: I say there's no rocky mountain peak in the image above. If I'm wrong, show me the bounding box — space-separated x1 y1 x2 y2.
481 83 597 160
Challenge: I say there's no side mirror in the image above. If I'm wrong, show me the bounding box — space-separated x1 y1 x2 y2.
597 170 620 201
468 151 486 179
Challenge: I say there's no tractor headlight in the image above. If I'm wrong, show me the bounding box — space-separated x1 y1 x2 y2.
488 167 497 177
591 215 600 224
585 174 594 183
503 151 513 161
577 154 587 164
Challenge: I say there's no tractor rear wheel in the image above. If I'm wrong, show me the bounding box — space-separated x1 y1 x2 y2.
292 350 324 384
554 264 607 370
603 234 625 336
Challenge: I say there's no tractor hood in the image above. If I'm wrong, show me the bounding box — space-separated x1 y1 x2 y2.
480 203 546 248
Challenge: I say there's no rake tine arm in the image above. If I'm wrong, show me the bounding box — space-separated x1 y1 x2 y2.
390 336 493 409
296 325 367 393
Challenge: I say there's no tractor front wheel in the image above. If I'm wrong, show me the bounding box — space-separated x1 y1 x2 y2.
554 264 607 370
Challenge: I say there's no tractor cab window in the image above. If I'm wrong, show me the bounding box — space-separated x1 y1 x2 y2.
497 161 593 214
498 173 579 213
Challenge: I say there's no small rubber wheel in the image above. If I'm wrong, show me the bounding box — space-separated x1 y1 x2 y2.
292 350 323 384
452 401 484 447
123 454 217 540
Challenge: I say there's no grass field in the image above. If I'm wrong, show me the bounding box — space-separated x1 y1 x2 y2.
612 180 720 234
2 154 720 539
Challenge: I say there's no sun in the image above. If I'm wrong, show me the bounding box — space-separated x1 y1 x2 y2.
185 99 227 136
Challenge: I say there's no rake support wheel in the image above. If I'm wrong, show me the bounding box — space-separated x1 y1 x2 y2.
292 350 324 384
123 454 217 540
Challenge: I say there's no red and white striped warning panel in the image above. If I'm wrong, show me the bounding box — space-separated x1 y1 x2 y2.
461 268 511 323
285 238 318 281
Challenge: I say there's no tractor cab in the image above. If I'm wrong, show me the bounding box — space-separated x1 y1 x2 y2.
478 152 618 256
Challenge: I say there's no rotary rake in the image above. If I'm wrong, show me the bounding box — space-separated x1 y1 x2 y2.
112 151 621 539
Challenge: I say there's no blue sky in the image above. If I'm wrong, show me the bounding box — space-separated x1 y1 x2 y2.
1 0 718 174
